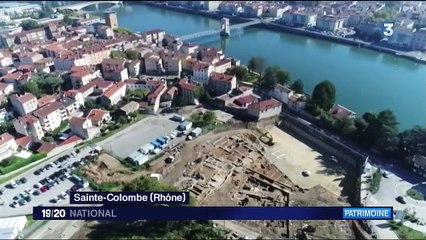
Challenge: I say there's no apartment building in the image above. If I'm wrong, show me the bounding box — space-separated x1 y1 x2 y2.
86 109 111 127
269 84 294 105
411 28 426 51
127 60 141 78
316 15 345 32
100 82 127 106
18 52 44 65
209 72 237 95
125 78 160 92
58 97 80 118
101 59 129 82
64 90 85 107
32 101 63 132
141 29 166 44
69 116 100 140
13 114 45 140
247 98 282 121
0 51 13 67
147 82 167 113
9 93 38 116
192 61 214 85
281 11 318 27
70 66 100 89
144 53 164 74
179 79 199 105
162 55 182 75
213 59 232 74
0 82 13 96
389 27 414 48
243 4 263 18
0 132 18 162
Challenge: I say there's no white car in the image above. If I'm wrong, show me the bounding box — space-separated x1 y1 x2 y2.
382 171 390 178
60 192 68 199
11 201 19 208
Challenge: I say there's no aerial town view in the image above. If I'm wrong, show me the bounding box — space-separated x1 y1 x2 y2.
0 0 425 239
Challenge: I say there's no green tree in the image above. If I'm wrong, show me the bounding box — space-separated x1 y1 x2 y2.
275 67 290 85
248 56 264 74
125 50 139 60
398 126 426 156
61 15 74 26
290 79 304 93
20 20 41 30
162 38 169 47
225 66 248 81
110 50 126 59
84 100 95 109
0 120 14 134
30 72 64 94
128 89 148 99
311 80 336 111
21 81 41 98
260 66 278 90
202 111 216 124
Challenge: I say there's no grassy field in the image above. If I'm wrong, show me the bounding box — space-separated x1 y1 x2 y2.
0 153 47 175
388 221 426 239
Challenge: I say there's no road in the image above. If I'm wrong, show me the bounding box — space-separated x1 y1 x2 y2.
27 219 86 239
213 220 260 239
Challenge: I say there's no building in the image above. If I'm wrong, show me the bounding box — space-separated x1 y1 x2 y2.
127 60 141 78
0 51 13 67
0 133 17 162
209 72 237 95
328 104 356 121
0 216 28 240
141 29 166 44
233 94 259 108
243 4 263 18
18 52 43 65
147 82 167 112
119 101 139 115
269 84 294 105
192 61 214 85
247 98 282 121
213 59 232 74
203 1 221 11
281 12 317 27
0 82 13 96
101 59 129 82
13 114 44 140
0 2 41 18
410 154 426 178
9 93 38 116
104 11 118 29
100 82 127 106
32 101 63 132
410 28 426 51
86 109 111 127
316 15 345 32
58 97 80 118
144 53 164 74
97 25 115 39
162 55 182 75
70 66 100 89
267 6 291 19
64 90 85 107
179 79 199 105
69 116 100 140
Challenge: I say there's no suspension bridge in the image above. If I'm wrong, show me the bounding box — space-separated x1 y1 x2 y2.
176 18 274 42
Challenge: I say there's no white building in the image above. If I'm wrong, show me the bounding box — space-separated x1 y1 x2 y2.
247 98 282 121
32 101 63 132
9 93 38 116
0 216 28 239
269 84 294 105
316 15 345 32
13 114 45 140
0 133 17 162
411 28 426 51
192 61 213 85
389 27 414 48
282 12 317 27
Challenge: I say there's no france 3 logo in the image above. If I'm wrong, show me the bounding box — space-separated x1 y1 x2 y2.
382 22 395 37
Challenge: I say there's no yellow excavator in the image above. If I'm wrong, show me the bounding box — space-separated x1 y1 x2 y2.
259 131 274 146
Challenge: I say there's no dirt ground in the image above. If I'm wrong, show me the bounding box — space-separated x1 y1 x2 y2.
265 126 350 197
80 153 146 184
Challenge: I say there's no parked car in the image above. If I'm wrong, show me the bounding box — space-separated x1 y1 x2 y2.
382 171 390 178
396 196 406 204
60 192 68 199
25 188 34 195
40 186 48 192
11 201 19 208
302 170 311 177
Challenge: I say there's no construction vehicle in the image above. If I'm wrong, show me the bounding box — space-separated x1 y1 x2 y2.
259 132 274 146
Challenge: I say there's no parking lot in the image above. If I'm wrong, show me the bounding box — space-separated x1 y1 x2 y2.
0 146 95 217
100 114 185 159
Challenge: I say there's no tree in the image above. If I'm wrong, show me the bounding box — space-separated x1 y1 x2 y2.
84 100 95 109
30 72 64 94
61 15 74 26
290 79 304 94
248 56 264 74
311 80 336 111
226 66 248 81
275 68 290 85
20 20 41 30
260 66 278 90
195 86 211 102
21 81 41 98
202 111 216 124
110 50 126 59
125 50 139 60
398 126 426 156
196 51 203 61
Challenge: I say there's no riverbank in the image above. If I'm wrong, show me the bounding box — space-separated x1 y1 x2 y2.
135 1 426 65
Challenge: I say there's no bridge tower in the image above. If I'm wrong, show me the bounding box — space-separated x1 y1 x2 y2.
220 17 230 37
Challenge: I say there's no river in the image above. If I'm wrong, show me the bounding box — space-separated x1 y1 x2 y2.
80 2 425 130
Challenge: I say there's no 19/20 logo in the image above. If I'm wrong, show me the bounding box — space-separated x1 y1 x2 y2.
383 22 394 37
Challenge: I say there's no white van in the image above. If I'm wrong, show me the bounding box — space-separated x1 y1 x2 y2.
9 181 17 189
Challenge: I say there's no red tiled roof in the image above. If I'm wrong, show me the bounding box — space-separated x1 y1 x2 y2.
70 68 90 78
166 86 178 95
87 109 109 123
33 101 62 118
17 64 35 72
15 135 33 148
69 116 87 126
193 62 211 70
16 114 38 125
58 135 81 146
147 83 166 99
234 95 257 106
77 81 95 94
37 95 56 107
210 72 235 82
10 93 36 104
37 142 57 153
92 78 113 89
103 82 126 98
247 98 282 111
180 82 198 91
0 132 14 146
0 82 12 92
1 72 22 81
64 90 80 98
